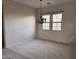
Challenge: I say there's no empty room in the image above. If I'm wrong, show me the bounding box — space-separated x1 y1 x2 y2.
2 0 76 59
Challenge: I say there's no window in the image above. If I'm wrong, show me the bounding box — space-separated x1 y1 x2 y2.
42 13 62 31
52 13 62 31
42 15 50 30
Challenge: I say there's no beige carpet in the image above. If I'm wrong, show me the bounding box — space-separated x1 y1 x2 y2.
9 39 75 59
2 49 29 59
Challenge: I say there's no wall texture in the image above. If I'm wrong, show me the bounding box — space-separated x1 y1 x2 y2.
3 0 36 47
36 2 76 43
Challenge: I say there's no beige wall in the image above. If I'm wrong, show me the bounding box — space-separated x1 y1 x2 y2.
36 2 76 43
3 0 36 47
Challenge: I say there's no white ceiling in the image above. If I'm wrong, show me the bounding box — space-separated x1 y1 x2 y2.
12 0 75 8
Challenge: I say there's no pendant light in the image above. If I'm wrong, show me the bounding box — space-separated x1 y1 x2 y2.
38 0 46 24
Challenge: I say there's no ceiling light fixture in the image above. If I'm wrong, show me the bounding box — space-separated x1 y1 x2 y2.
38 0 46 24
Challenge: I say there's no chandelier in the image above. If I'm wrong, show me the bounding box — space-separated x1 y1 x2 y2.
38 0 46 24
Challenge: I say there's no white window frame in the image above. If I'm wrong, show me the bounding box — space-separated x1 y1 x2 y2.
42 13 63 31
42 14 51 30
52 13 62 31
